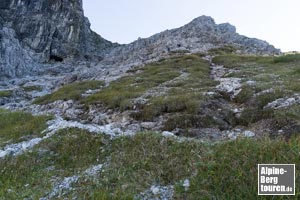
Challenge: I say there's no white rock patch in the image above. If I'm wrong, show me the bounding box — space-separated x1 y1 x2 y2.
0 117 135 159
183 179 190 191
243 130 255 138
162 131 176 138
226 130 256 140
0 130 56 158
216 77 242 98
137 185 174 200
45 117 134 137
264 95 300 109
209 62 242 98
41 163 105 200
40 176 79 200
84 164 104 176
210 64 226 80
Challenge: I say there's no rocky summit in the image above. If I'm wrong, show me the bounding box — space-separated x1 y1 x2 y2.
101 16 280 68
3 1 300 200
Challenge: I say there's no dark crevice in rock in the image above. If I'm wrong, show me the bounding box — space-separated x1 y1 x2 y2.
50 55 63 62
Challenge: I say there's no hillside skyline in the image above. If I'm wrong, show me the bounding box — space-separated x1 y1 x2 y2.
83 0 300 52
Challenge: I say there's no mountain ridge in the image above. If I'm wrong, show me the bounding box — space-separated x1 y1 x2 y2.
2 2 300 199
0 1 280 80
99 15 280 69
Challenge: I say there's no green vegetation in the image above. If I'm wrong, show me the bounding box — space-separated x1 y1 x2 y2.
174 135 300 199
33 53 300 132
84 55 216 113
85 132 202 199
4 44 300 199
32 54 217 131
84 57 183 110
0 109 52 147
0 128 110 199
208 45 238 55
275 105 300 120
212 54 273 69
128 55 217 130
134 92 203 121
0 90 12 98
2 131 300 199
233 84 255 105
31 53 300 132
169 49 191 54
34 80 104 104
274 54 300 63
22 85 43 92
214 53 300 129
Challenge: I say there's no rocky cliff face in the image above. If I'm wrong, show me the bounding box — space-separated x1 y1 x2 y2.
100 16 280 68
0 0 117 79
0 1 280 80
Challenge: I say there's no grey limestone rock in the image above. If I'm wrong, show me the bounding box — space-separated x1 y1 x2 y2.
99 16 281 69
0 0 118 79
0 4 280 81
0 25 39 79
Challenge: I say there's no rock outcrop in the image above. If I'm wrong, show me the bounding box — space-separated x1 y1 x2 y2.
100 16 280 68
0 1 280 80
0 22 39 79
0 0 117 79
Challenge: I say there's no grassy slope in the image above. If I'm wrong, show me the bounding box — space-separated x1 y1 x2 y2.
33 53 300 133
83 55 216 111
1 131 300 199
33 80 105 105
0 128 110 199
3 53 300 199
35 55 215 111
0 109 51 148
34 55 218 131
213 54 300 130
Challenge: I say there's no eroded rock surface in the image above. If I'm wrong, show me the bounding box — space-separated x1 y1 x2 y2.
98 16 280 73
0 0 117 79
0 2 280 80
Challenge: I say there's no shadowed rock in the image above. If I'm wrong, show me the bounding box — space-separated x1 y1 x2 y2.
0 0 118 79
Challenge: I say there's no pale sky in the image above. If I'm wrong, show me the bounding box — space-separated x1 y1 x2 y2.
83 0 300 52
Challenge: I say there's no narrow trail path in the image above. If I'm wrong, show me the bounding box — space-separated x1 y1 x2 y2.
203 55 255 139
